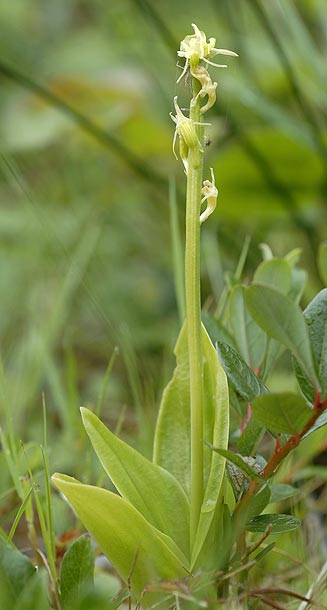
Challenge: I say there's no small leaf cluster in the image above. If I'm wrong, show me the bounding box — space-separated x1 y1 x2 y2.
205 243 327 555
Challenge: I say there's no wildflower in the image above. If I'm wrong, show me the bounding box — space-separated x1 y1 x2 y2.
200 167 218 224
177 23 238 83
192 65 217 114
170 96 205 172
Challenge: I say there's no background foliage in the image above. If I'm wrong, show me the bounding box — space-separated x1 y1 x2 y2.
0 0 326 557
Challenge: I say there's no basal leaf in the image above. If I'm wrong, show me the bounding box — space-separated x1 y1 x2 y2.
253 258 291 294
252 392 311 435
81 408 189 557
217 341 268 403
153 323 191 494
318 242 327 286
191 326 229 568
153 323 229 568
229 286 266 369
153 323 228 505
60 534 94 609
245 285 320 390
52 475 188 604
246 514 300 534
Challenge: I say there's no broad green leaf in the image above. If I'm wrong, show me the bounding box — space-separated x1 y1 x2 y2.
304 289 327 397
252 392 311 435
318 242 327 286
154 322 228 497
60 534 94 609
229 286 266 369
246 514 300 534
217 341 268 403
269 484 298 503
153 323 191 493
294 289 327 401
198 326 229 529
264 249 306 303
253 258 291 294
189 326 229 568
153 323 229 568
193 504 233 573
0 539 35 606
237 417 264 456
81 408 189 557
245 285 320 389
13 571 51 610
52 475 188 604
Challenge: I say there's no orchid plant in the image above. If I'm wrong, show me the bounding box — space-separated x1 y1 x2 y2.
52 24 327 610
52 24 237 608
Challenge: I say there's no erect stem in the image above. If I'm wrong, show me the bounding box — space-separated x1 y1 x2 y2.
186 78 204 547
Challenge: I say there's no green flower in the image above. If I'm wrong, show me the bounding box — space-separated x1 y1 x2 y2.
177 23 238 83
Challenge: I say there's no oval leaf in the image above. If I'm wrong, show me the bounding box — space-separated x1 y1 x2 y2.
252 392 311 435
254 258 292 294
229 286 266 369
246 514 300 534
245 285 320 389
217 341 268 403
81 408 189 557
60 534 94 609
269 484 298 503
304 289 327 398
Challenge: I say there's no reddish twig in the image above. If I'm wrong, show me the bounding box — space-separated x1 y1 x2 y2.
235 393 327 513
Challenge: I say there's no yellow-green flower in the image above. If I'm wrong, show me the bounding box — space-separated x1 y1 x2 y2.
177 23 238 82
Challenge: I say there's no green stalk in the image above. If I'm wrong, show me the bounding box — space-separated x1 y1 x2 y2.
186 80 204 547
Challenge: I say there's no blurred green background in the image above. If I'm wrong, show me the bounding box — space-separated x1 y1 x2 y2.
0 0 326 471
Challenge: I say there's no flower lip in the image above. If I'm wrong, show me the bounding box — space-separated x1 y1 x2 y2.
177 23 238 83
177 23 238 62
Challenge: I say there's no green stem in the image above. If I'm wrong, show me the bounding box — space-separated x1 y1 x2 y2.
186 83 204 547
